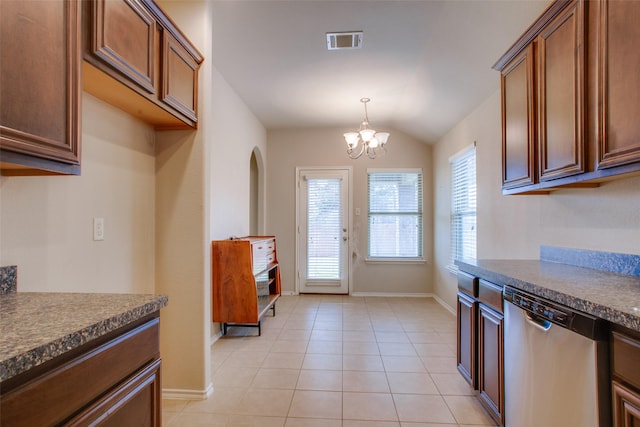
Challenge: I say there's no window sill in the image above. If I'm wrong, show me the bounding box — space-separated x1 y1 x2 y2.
365 258 426 265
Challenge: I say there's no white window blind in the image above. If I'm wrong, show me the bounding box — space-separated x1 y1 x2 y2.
450 147 477 267
367 170 423 259
306 177 342 279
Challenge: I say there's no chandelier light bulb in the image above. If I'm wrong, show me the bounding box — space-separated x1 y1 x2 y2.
344 132 359 148
360 128 376 142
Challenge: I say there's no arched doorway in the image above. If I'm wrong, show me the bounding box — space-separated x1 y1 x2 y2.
249 148 264 235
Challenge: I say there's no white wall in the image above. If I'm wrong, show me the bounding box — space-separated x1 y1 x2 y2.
153 0 266 397
154 0 216 398
433 90 640 309
0 93 155 294
267 127 433 296
210 67 267 241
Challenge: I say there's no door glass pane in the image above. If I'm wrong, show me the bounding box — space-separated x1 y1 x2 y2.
307 178 342 280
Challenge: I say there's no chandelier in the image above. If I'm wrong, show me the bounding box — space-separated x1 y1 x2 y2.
343 98 390 159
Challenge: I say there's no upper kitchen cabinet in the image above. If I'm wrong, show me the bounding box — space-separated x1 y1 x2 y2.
594 0 640 170
82 0 203 129
496 0 585 193
500 45 536 190
537 0 585 182
0 0 81 175
495 0 640 195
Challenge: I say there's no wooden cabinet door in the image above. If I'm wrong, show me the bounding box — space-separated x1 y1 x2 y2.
0 0 81 173
612 381 640 427
457 291 477 388
501 45 536 189
537 0 585 181
596 0 640 169
478 304 504 426
88 0 157 95
161 30 200 125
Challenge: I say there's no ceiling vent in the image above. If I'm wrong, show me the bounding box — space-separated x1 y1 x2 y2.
326 31 363 50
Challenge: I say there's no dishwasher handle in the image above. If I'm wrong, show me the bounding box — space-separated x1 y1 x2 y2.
524 311 552 332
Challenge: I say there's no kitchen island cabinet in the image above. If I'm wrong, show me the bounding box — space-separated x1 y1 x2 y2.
0 293 168 426
0 0 81 175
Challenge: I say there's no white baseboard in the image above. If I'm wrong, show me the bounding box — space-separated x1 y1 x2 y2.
350 292 431 298
432 294 456 316
163 383 213 401
275 290 456 316
210 328 223 345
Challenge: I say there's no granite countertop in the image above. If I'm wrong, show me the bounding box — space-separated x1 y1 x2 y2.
0 292 168 383
456 258 640 332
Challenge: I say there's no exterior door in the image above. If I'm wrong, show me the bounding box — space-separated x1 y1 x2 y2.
297 168 350 294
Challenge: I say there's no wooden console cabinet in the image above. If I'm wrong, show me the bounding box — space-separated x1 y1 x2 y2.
212 236 282 336
0 316 161 426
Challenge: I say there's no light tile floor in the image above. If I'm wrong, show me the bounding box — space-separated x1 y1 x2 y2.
163 295 498 427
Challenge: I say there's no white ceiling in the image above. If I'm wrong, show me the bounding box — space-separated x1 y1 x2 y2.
211 0 550 144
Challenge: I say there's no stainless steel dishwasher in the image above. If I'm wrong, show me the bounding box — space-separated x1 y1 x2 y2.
503 286 611 427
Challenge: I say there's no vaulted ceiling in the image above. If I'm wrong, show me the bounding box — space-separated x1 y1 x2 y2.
211 0 549 144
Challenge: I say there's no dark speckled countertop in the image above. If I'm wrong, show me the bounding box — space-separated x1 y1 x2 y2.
455 258 640 332
0 292 168 383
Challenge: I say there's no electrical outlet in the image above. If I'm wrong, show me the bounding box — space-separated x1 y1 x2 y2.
93 218 104 241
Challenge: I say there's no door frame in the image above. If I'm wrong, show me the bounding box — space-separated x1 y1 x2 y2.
295 166 353 295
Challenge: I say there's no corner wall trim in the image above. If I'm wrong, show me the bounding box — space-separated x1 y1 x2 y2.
163 383 214 401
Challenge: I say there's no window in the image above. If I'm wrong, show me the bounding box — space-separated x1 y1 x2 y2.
450 146 477 269
367 169 423 260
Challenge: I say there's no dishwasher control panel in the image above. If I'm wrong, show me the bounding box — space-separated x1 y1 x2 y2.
503 287 571 327
503 286 608 340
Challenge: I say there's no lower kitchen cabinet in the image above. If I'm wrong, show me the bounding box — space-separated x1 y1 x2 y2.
612 381 640 427
478 302 504 425
457 272 479 388
456 272 505 426
611 328 640 427
457 290 477 387
0 316 161 426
